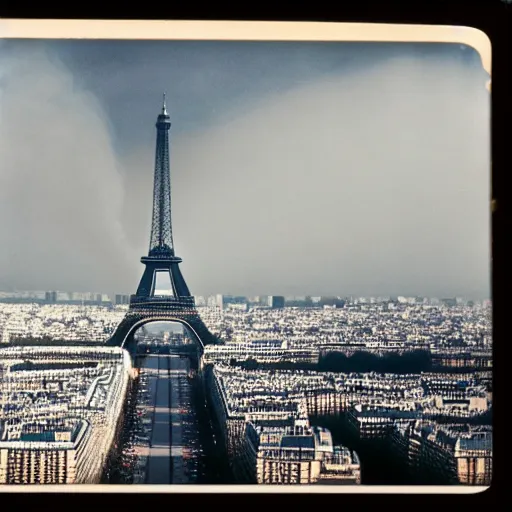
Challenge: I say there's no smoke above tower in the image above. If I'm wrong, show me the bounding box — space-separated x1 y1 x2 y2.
0 46 140 293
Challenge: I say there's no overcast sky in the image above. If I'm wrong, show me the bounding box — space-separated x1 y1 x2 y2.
0 39 490 298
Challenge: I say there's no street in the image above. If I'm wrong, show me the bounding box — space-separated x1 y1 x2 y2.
140 353 198 484
145 354 172 484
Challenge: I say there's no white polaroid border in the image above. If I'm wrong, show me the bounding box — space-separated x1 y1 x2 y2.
0 18 492 495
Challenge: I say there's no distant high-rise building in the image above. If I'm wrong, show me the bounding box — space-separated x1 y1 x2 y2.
319 296 346 308
268 296 285 308
211 294 248 309
194 296 206 307
45 291 57 304
225 295 247 305
397 296 416 305
207 295 219 307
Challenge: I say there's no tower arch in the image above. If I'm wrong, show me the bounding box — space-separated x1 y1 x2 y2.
107 96 220 352
114 316 205 351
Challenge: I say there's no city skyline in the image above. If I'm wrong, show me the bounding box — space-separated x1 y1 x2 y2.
0 287 491 303
0 39 490 298
0 297 493 486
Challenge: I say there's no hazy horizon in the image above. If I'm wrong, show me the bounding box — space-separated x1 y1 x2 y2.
0 39 491 299
0 287 491 301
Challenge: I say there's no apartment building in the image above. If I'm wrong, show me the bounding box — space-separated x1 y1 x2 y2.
0 346 131 484
390 420 492 485
239 419 360 484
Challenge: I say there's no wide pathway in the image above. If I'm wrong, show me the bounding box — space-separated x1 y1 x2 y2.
169 355 189 483
145 355 171 484
142 354 191 484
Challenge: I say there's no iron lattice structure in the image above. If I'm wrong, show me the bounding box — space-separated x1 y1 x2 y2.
149 96 174 257
107 95 219 354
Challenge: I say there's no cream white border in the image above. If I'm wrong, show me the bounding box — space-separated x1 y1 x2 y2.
0 19 491 76
0 19 492 494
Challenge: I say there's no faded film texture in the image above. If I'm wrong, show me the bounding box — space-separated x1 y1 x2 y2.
0 37 491 487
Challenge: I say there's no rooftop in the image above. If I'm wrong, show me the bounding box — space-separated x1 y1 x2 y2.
280 435 316 450
457 435 492 452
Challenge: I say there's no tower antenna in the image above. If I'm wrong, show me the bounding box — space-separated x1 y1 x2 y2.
162 92 167 115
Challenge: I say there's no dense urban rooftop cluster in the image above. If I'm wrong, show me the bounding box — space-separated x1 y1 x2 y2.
0 304 127 343
0 346 131 483
198 301 492 351
206 363 363 484
0 294 492 485
209 364 490 419
206 362 492 485
402 420 492 452
0 298 492 353
0 346 130 433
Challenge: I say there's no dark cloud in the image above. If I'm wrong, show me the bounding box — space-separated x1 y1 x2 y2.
0 40 490 298
0 45 140 293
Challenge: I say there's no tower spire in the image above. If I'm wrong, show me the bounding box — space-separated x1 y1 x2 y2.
162 92 168 115
149 97 173 257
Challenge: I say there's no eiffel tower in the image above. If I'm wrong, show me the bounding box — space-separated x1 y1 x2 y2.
107 95 219 354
